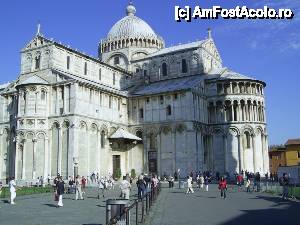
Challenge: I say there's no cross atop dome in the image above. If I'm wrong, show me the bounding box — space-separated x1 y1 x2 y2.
126 1 136 16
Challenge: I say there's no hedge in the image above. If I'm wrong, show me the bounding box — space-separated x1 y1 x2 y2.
0 186 53 198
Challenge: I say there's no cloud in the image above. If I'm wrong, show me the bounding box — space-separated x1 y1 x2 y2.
214 1 300 52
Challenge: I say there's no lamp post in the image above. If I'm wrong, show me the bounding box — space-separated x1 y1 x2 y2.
73 157 78 179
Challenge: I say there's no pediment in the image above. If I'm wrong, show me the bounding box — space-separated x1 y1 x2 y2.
23 35 52 51
18 75 49 86
201 39 222 62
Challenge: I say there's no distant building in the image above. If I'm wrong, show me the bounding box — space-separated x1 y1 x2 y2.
269 139 300 174
269 146 286 174
0 3 269 182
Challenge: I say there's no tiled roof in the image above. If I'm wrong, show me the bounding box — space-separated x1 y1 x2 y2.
285 139 300 146
109 128 141 141
130 75 205 96
138 40 205 59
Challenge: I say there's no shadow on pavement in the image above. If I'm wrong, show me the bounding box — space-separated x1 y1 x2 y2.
220 195 300 225
44 203 57 208
1 200 10 204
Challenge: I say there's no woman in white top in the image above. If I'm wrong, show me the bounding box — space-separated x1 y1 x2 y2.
186 176 194 194
9 177 17 204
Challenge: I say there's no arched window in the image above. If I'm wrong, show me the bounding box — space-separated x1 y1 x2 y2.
114 56 120 65
41 90 46 100
101 130 106 148
67 56 70 70
181 59 187 73
113 73 116 85
99 68 102 80
244 132 251 149
162 63 167 76
35 55 41 70
166 105 172 116
84 62 87 75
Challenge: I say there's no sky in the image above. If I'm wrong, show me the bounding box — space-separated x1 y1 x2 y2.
0 0 299 145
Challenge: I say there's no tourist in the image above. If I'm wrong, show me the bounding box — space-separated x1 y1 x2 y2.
75 175 84 200
0 180 3 196
151 174 159 196
196 174 201 188
47 174 51 185
40 176 44 187
218 176 227 199
186 176 194 194
9 177 17 205
245 178 251 193
204 176 209 192
56 177 65 207
68 176 75 194
98 176 106 199
136 175 146 199
255 172 261 192
120 176 131 199
199 174 204 189
81 176 87 194
237 173 243 192
281 173 289 200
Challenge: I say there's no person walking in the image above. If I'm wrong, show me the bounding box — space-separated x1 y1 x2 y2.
281 173 289 200
81 176 87 194
245 178 251 193
186 176 194 194
56 177 65 207
218 177 227 199
120 176 131 199
136 175 146 199
75 175 84 200
9 177 17 205
204 176 209 192
97 176 106 199
199 174 204 189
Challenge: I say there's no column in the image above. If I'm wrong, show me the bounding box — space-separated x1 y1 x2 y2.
223 135 228 173
157 133 161 176
14 140 19 179
32 138 37 179
231 103 234 122
251 135 256 172
172 131 176 175
237 135 243 172
58 127 62 175
63 85 67 114
22 140 26 179
261 134 265 173
44 138 49 180
238 103 242 121
17 94 21 117
97 130 101 174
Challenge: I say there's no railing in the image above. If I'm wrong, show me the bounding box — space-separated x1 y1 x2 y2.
107 183 161 225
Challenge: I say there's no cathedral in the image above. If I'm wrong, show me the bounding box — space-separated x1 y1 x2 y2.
0 3 269 182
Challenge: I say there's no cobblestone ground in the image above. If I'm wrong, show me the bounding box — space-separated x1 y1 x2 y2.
1 183 299 225
146 183 300 225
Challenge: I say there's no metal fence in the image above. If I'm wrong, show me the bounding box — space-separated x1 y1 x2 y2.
106 183 161 225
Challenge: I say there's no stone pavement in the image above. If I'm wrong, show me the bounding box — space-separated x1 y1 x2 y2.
0 185 136 225
1 183 299 225
146 183 300 225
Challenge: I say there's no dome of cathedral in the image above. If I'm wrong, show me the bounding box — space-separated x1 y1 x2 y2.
106 3 159 40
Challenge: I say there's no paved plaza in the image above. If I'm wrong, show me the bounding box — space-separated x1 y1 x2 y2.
0 183 299 225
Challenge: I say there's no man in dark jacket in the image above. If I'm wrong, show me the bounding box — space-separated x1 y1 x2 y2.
56 177 65 207
136 175 146 199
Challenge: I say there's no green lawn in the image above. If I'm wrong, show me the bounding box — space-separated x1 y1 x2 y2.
0 186 53 198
